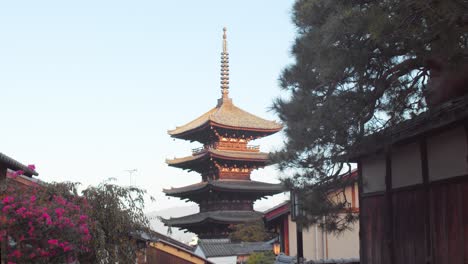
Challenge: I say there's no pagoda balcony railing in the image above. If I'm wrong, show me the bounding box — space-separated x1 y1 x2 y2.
214 142 260 152
246 145 260 151
192 147 207 155
192 144 260 155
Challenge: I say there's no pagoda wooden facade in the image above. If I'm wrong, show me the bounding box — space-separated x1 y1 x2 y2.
162 28 283 239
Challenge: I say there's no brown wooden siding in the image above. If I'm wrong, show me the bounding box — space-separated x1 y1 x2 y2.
360 195 390 264
361 179 468 264
392 188 427 264
147 247 194 264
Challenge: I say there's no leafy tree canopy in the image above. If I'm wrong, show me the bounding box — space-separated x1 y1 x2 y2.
1 175 154 264
247 251 276 264
229 220 275 242
273 0 467 232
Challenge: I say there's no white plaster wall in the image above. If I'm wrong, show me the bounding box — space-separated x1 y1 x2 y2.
207 256 237 264
288 215 297 257
391 143 423 188
327 221 360 259
362 155 386 193
287 213 359 261
428 126 468 181
301 224 325 261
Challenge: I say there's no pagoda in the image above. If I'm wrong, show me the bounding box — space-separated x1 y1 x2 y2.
163 28 283 239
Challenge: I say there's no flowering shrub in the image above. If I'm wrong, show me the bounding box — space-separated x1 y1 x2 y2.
0 170 92 264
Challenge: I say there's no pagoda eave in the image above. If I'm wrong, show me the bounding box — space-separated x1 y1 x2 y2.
209 121 282 134
168 121 282 143
166 150 271 169
163 180 284 199
162 210 263 228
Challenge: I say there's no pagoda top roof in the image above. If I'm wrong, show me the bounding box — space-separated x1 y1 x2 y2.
168 28 282 140
168 99 282 138
162 210 263 227
166 149 270 166
163 179 284 196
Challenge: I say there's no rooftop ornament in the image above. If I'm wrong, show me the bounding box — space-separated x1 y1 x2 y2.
220 27 230 101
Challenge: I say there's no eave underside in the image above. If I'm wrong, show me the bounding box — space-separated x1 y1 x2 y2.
163 180 284 200
170 122 282 143
162 210 263 227
167 149 270 164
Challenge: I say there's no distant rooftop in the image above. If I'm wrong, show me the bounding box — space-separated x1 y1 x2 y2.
197 239 273 258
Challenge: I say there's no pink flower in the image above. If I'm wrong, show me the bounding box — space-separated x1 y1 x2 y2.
15 207 27 217
54 196 67 206
27 164 36 170
79 215 88 222
62 245 72 252
2 205 11 213
48 239 59 246
55 208 65 218
28 226 35 236
10 170 23 178
30 195 36 203
2 196 14 204
8 250 22 258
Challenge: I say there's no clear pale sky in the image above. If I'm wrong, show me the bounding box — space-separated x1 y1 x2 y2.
0 1 296 212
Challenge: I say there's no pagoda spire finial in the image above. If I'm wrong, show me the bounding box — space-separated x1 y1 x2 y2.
220 27 229 100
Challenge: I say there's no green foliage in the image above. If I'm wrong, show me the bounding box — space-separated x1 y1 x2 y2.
247 251 276 264
49 180 154 263
274 0 467 232
229 220 275 242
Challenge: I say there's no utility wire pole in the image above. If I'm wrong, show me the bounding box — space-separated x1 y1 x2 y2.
124 169 137 186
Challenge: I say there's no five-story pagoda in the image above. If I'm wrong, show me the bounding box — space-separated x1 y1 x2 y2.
163 28 283 239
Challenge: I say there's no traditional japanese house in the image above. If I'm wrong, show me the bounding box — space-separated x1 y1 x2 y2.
264 170 360 261
349 93 468 264
134 230 213 264
162 28 284 239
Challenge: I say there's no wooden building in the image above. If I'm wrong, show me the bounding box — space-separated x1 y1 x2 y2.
264 170 360 261
135 231 213 264
162 28 283 238
349 94 468 264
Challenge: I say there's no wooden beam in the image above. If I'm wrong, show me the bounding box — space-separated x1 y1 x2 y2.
357 162 366 264
420 138 432 264
385 150 395 264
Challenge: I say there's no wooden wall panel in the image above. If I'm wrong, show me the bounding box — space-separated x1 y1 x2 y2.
147 247 194 264
361 195 389 264
463 182 468 264
392 189 426 264
430 181 467 264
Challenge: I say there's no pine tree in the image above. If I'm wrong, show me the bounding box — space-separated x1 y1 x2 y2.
273 0 467 232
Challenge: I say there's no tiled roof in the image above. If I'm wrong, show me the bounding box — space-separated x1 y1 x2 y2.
263 201 290 222
168 99 282 137
274 253 295 264
348 94 468 160
166 149 270 166
136 230 195 252
197 239 273 257
163 210 263 227
0 152 38 177
163 180 284 196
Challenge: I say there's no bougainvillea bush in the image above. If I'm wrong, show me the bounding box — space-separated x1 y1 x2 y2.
0 170 92 264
